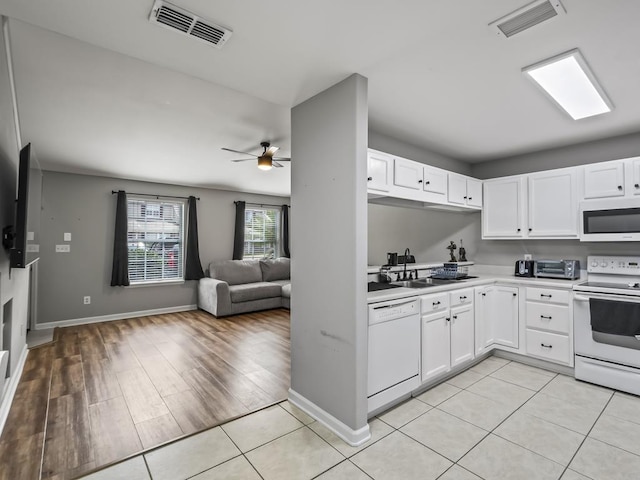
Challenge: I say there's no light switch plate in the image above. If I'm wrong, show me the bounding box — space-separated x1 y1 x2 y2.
56 244 70 253
64 232 72 242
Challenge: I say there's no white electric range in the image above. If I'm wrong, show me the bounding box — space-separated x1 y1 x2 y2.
573 255 640 395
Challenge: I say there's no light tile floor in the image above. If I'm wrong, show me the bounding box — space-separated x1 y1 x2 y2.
79 357 640 480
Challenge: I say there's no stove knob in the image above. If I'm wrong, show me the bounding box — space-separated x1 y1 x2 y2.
601 261 608 268
591 260 598 267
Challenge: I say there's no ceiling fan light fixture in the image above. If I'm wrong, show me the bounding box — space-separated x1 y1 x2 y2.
257 155 273 170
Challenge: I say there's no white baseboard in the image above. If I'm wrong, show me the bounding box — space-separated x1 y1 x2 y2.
35 304 198 330
288 388 371 447
0 345 28 436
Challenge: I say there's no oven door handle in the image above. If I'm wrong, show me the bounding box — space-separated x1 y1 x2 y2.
574 292 640 303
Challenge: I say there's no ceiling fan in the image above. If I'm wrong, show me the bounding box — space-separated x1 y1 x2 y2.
223 141 291 170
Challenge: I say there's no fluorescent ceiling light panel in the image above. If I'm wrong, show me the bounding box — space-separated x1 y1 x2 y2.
523 49 612 120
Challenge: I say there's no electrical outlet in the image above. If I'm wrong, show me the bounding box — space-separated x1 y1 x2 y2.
524 254 532 260
56 244 70 253
83 296 91 305
64 232 72 242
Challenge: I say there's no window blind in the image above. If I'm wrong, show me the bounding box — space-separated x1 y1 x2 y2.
243 207 280 260
127 197 185 283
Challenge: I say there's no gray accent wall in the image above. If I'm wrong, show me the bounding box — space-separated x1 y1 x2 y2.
291 74 369 433
472 131 640 180
37 171 289 325
0 15 29 386
368 204 479 266
370 130 472 175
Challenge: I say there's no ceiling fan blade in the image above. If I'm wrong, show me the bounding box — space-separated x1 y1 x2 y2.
272 157 291 161
222 147 257 157
265 146 279 157
231 158 256 162
272 161 284 168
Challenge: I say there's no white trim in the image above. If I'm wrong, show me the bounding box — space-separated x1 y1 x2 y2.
0 345 28 436
288 388 371 447
35 304 197 330
2 16 22 149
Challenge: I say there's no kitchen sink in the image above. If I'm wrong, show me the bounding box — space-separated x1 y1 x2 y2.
391 278 451 288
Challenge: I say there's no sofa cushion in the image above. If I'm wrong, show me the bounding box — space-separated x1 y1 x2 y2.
209 260 262 286
260 258 290 281
281 283 291 299
228 282 282 303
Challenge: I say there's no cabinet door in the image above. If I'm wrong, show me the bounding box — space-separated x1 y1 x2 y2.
474 287 493 354
367 151 392 192
528 168 578 237
466 178 483 208
448 173 467 205
492 286 519 349
394 158 422 190
482 177 525 238
631 158 640 196
583 161 624 199
423 165 447 196
450 304 474 367
422 311 451 382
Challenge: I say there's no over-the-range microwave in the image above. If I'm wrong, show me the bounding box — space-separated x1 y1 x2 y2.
580 198 640 241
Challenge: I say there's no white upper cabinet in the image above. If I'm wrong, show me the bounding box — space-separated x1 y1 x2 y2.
448 173 482 209
631 158 640 196
423 165 447 197
393 157 423 190
367 150 392 192
466 178 483 208
366 148 481 211
482 176 526 238
528 168 578 237
583 161 625 199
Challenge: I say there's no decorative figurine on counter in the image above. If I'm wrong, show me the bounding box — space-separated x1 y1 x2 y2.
446 240 457 262
459 239 467 262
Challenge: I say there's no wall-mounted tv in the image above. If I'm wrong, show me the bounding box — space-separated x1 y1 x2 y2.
9 143 42 268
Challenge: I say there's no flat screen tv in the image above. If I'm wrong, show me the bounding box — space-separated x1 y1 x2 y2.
10 143 42 268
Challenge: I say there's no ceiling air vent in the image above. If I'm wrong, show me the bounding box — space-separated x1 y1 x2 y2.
149 0 232 48
489 0 565 38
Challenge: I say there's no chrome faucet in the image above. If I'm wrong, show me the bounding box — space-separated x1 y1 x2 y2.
403 248 411 280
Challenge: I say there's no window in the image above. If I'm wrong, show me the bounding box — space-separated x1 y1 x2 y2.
127 197 185 283
243 207 280 260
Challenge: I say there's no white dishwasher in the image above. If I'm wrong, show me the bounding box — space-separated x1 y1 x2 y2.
368 298 421 413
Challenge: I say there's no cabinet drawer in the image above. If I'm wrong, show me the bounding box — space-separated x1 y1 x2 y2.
525 302 570 334
525 329 570 364
450 288 473 307
526 287 569 305
421 292 449 313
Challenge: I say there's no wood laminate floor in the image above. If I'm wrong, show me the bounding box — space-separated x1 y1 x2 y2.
0 308 291 480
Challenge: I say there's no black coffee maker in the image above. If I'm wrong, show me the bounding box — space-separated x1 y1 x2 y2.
386 252 398 266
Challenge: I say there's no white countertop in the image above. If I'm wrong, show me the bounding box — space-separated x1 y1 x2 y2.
367 273 584 304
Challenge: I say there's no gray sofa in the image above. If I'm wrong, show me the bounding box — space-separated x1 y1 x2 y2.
198 258 290 317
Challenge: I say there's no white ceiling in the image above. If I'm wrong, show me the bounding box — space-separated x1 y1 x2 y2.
1 0 640 196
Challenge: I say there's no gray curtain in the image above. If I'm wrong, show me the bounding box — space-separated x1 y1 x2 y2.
184 196 204 280
110 190 129 286
232 201 245 260
282 204 290 258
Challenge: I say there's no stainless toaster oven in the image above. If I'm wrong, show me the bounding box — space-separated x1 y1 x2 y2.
535 259 580 280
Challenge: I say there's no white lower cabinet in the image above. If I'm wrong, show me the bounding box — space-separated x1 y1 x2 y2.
525 286 573 366
421 288 474 383
475 285 519 354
